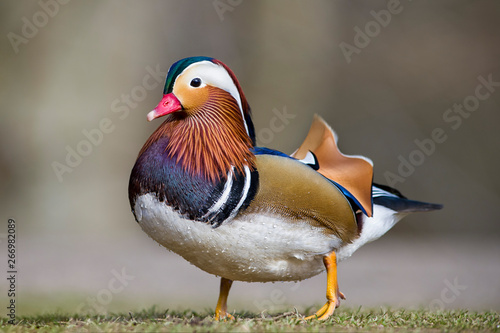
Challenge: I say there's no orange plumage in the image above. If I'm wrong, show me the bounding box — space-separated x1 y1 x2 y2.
139 87 254 182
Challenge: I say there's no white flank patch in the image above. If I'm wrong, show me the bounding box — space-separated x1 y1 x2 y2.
134 193 342 282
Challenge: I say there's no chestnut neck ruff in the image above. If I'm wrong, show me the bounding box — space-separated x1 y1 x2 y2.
140 87 255 182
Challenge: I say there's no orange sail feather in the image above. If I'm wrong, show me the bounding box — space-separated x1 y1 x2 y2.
291 115 373 217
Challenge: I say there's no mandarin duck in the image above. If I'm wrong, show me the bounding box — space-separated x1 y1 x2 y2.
128 56 442 320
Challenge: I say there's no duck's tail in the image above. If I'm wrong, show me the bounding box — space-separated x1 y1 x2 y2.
372 183 443 213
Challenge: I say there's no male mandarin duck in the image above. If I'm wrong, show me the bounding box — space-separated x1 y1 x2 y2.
128 56 442 320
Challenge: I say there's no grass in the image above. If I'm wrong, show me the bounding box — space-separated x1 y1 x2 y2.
1 307 499 332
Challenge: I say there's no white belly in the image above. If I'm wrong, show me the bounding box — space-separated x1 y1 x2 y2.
134 193 342 282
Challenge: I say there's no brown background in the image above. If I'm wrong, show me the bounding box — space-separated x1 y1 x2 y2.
0 1 499 315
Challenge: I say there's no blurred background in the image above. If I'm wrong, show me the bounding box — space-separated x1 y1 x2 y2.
1 1 499 316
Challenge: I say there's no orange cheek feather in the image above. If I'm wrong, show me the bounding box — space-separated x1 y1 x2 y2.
173 81 210 115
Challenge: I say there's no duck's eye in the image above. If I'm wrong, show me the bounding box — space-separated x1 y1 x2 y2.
190 78 202 87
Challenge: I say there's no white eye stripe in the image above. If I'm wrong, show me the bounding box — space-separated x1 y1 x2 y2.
179 61 249 136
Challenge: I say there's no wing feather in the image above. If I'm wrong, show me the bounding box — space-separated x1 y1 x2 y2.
292 115 374 217
244 154 358 244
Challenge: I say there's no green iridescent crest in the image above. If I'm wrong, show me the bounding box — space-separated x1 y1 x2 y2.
163 56 215 94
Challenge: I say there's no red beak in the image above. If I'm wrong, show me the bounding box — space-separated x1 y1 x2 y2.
147 93 182 121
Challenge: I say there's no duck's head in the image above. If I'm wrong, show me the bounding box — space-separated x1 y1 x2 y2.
147 56 255 144
142 57 256 182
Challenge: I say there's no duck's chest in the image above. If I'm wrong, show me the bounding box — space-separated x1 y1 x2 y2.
129 138 259 228
134 193 339 282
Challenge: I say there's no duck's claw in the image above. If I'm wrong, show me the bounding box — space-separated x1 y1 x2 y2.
215 310 234 321
304 300 336 320
304 290 343 320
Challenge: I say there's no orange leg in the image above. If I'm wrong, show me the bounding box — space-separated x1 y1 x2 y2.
214 277 234 321
305 252 345 320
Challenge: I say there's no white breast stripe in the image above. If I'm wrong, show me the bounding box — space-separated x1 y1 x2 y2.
228 164 252 221
202 167 234 219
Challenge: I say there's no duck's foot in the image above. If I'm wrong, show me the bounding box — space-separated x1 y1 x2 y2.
214 277 235 321
304 290 345 320
304 252 343 320
215 310 234 321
